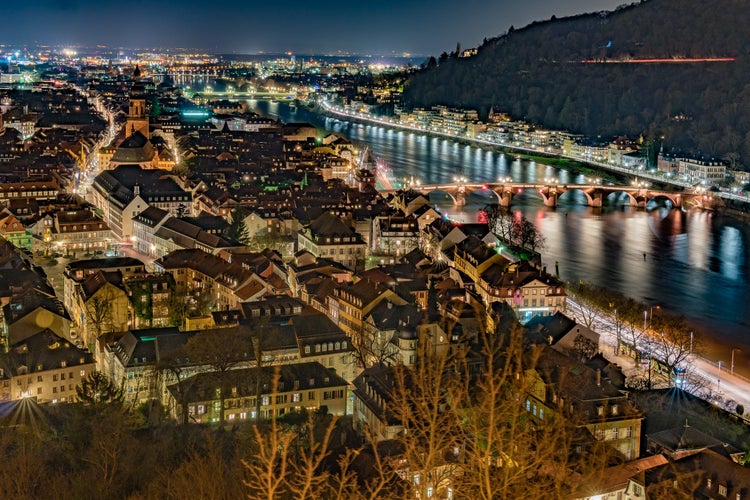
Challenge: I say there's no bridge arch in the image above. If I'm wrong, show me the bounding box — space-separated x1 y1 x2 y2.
513 186 551 206
556 188 595 206
425 189 458 205
465 188 504 205
649 193 681 208
605 190 638 206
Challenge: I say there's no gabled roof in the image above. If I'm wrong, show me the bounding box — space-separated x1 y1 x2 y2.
79 270 124 300
3 288 70 326
0 329 94 378
111 131 155 164
532 346 636 407
648 423 729 454
367 301 420 332
156 249 256 294
170 362 347 403
337 278 390 308
113 328 181 368
352 364 404 426
309 212 356 237
133 206 169 227
291 312 344 340
65 256 144 273
0 213 25 233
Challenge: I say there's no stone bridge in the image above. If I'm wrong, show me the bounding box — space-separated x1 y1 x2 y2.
382 182 723 209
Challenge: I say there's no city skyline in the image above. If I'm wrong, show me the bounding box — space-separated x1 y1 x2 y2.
4 0 627 56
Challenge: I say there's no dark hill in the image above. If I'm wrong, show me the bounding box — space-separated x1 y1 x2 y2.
403 0 750 169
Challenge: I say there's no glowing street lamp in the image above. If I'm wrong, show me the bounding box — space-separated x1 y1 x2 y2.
731 348 741 375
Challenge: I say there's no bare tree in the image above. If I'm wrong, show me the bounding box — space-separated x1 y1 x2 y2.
185 328 253 422
513 214 539 251
285 413 340 499
156 344 194 426
388 337 465 500
620 312 648 361
156 443 245 499
610 306 626 355
650 315 700 386
349 321 399 369
242 369 294 500
167 285 190 328
460 327 618 498
574 334 598 360
569 293 599 330
86 292 113 345
481 204 514 244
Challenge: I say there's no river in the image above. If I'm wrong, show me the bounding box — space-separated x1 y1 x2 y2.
249 100 750 375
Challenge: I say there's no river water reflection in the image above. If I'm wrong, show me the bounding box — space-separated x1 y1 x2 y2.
251 100 750 369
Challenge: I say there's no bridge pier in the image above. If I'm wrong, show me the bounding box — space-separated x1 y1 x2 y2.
589 191 603 208
544 192 558 208
498 190 513 208
456 190 466 207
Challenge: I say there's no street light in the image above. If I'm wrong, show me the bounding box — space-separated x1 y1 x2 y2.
731 348 741 375
649 305 660 328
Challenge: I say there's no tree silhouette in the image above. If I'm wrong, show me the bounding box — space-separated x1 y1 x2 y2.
226 205 250 245
75 371 123 408
85 292 113 346
185 328 253 422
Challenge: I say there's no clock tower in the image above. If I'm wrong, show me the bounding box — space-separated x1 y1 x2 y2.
125 65 149 139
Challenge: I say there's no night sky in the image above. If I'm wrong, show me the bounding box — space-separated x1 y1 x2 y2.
4 0 626 56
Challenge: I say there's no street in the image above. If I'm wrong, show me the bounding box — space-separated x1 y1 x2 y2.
566 298 750 416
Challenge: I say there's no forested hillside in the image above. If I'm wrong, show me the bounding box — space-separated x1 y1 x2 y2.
403 0 750 169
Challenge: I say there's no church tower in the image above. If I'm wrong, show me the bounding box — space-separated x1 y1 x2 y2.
125 65 149 139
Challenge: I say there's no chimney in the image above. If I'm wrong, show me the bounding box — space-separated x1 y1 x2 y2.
595 369 601 387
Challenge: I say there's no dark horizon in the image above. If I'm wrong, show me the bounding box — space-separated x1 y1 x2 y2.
3 0 627 57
